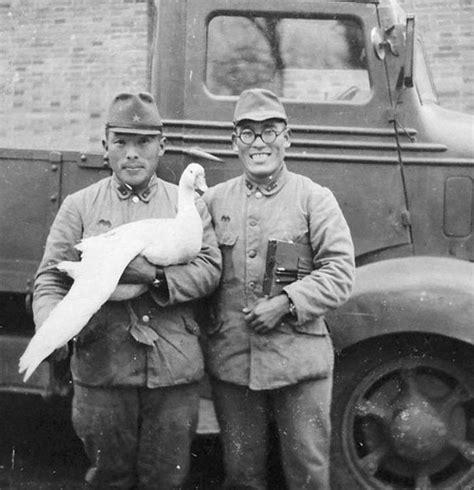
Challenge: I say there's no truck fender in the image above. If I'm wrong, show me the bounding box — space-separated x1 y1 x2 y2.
327 256 474 351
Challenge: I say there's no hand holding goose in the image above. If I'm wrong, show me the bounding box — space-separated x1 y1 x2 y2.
19 163 207 381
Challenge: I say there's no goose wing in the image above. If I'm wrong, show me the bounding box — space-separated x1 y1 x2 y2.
19 233 145 381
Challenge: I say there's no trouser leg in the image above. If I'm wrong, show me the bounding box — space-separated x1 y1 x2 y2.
272 377 333 490
137 382 200 490
72 382 200 490
72 384 139 489
211 379 269 490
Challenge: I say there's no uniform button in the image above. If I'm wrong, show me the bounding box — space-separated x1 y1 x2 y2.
255 191 262 199
248 250 257 258
132 196 139 203
249 281 256 289
141 315 150 323
249 220 257 227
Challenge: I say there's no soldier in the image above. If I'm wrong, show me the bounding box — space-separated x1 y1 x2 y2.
33 92 221 489
203 88 355 489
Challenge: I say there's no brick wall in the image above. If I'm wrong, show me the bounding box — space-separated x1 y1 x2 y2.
0 0 472 152
0 0 150 152
399 0 474 114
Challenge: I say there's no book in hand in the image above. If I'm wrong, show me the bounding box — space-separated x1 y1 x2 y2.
262 239 313 297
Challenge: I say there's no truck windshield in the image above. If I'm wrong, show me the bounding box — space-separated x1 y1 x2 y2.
206 15 371 103
414 37 439 105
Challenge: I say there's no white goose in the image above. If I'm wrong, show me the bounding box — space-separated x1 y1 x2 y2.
19 163 207 382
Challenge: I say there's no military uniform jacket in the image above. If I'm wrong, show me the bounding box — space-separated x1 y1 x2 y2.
203 166 354 390
33 174 221 388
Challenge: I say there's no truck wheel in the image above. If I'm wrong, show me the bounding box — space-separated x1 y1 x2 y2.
331 335 474 489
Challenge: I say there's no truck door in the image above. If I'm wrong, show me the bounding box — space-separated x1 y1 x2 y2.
0 149 109 295
0 149 109 394
59 151 110 203
391 36 474 262
0 149 63 393
0 149 62 294
157 0 413 263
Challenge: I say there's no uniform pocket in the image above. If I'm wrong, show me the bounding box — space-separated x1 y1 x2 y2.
216 229 238 247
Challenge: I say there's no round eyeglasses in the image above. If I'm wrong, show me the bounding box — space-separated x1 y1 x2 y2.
237 127 286 145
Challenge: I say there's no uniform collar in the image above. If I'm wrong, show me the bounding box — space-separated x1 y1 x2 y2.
244 164 288 196
112 174 158 203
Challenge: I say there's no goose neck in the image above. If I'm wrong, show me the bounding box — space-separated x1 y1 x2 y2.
178 185 194 210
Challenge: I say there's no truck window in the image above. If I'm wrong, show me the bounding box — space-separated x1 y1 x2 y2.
206 15 371 103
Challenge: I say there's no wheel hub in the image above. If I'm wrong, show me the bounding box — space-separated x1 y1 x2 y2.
390 401 448 462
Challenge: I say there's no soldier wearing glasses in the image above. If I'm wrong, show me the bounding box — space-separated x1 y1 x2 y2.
203 88 355 489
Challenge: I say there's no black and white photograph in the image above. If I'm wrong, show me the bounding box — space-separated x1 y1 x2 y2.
0 0 473 488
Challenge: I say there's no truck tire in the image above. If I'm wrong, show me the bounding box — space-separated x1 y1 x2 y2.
331 334 474 489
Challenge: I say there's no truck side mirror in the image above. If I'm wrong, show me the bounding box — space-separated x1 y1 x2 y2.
403 14 415 88
371 27 387 60
371 24 404 60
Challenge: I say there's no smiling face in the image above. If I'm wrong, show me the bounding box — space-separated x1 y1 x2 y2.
232 119 290 183
104 131 166 191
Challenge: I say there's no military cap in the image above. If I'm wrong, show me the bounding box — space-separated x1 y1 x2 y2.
106 92 162 135
233 88 287 125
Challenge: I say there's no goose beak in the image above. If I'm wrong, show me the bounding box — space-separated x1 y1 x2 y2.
194 174 208 196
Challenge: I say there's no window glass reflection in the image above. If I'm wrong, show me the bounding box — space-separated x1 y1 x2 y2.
206 15 371 102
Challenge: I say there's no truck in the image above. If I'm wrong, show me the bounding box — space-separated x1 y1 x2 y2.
1 0 473 488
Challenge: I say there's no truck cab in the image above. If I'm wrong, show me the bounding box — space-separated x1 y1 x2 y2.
0 0 473 487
